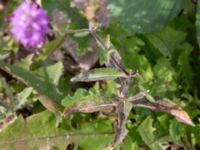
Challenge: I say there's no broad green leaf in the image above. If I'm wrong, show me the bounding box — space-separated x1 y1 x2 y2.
0 111 114 150
0 111 67 149
36 62 63 85
147 27 186 57
0 61 63 113
108 0 186 33
33 34 67 68
138 116 164 150
71 119 114 150
71 68 127 82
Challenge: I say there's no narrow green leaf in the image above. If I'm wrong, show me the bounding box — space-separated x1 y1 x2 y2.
0 77 14 109
0 61 63 112
33 34 67 68
73 31 90 37
71 68 127 82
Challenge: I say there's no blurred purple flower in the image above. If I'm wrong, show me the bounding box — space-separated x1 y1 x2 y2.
10 2 49 48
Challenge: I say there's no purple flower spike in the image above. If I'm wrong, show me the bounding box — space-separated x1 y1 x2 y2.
10 2 49 48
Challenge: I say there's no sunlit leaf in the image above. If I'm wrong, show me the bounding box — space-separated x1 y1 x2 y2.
17 54 34 70
0 111 114 150
71 68 127 82
36 62 63 85
0 111 66 149
14 87 33 110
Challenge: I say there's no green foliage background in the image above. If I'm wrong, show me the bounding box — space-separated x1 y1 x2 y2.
0 0 200 149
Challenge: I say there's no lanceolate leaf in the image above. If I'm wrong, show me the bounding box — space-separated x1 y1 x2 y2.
61 88 117 116
71 68 127 82
129 93 195 126
0 61 63 113
62 95 116 116
33 34 67 68
0 78 14 109
108 0 186 33
111 101 132 149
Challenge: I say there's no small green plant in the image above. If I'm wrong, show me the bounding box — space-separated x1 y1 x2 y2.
0 0 199 149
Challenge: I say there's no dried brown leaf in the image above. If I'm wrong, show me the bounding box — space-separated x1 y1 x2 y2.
64 101 117 117
0 113 17 132
110 101 132 149
129 95 195 126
